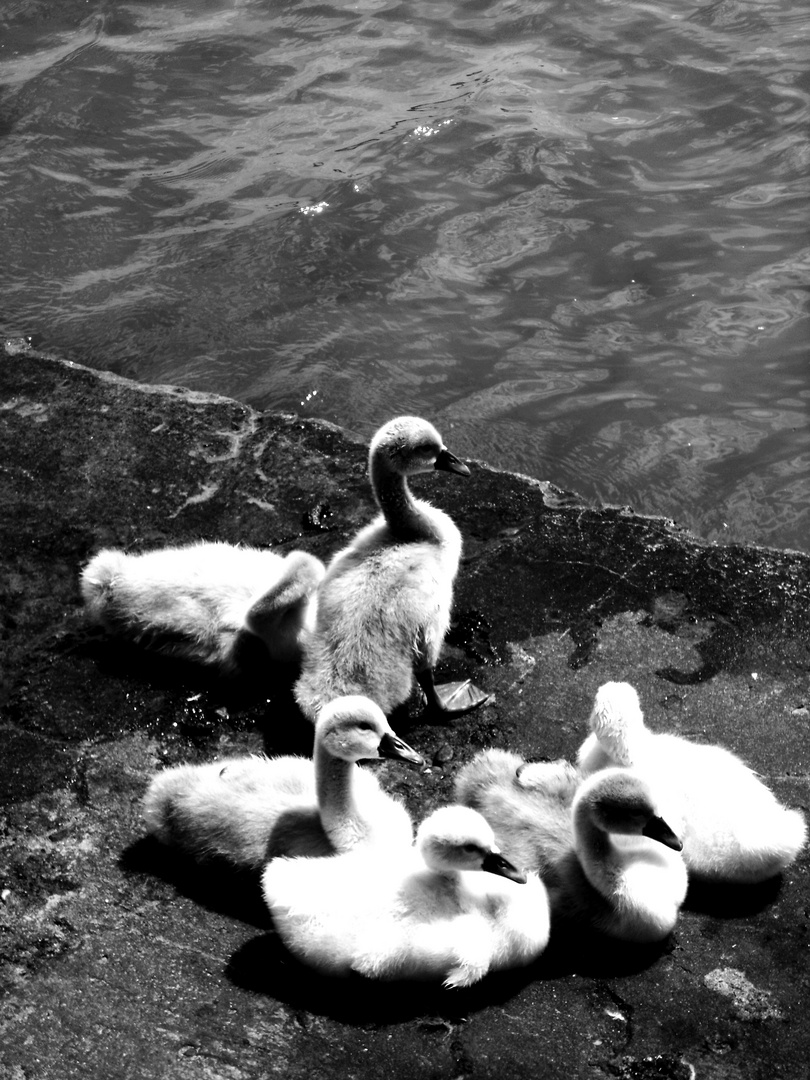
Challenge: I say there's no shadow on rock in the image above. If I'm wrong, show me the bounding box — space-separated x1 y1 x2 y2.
71 632 315 756
73 631 285 708
683 874 783 918
253 684 316 758
120 836 272 930
537 921 675 980
226 932 541 1024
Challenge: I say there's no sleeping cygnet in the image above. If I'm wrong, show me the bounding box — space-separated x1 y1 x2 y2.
454 747 582 877
81 540 324 670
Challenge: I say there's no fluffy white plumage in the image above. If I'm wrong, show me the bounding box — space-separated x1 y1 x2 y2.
578 681 808 883
454 748 581 877
455 749 688 942
81 541 324 670
555 767 688 942
294 416 486 720
142 695 422 868
261 804 550 987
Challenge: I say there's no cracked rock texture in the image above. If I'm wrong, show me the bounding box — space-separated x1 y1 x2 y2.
1 343 809 1080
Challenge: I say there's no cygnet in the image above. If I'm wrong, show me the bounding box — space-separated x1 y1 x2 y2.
261 804 550 986
143 695 422 868
454 747 582 877
455 749 688 942
552 767 688 943
81 541 324 670
294 416 489 721
578 681 807 883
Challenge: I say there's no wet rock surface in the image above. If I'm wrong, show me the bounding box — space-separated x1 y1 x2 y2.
1 342 808 1079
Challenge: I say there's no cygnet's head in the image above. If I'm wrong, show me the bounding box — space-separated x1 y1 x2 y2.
588 681 646 763
416 805 527 882
575 768 683 851
281 550 326 593
369 416 470 479
316 695 424 765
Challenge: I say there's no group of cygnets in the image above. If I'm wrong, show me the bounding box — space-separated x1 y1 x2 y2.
80 416 807 989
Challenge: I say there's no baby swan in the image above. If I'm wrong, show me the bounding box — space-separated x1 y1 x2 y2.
142 695 422 869
81 541 324 671
454 750 687 942
454 747 582 877
578 681 808 883
261 805 550 987
553 768 688 943
294 416 489 722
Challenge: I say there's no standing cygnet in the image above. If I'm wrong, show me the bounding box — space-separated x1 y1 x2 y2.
294 416 489 722
142 696 423 869
81 541 324 671
578 681 808 883
455 750 687 942
261 804 550 987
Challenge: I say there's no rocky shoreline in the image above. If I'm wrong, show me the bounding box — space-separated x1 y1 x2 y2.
1 341 808 1079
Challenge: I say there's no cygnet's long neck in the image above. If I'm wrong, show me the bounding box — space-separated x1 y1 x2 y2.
572 800 621 899
422 860 464 901
315 743 369 852
596 720 650 768
371 460 438 543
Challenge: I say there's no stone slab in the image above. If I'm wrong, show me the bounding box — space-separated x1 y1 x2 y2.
1 342 808 1080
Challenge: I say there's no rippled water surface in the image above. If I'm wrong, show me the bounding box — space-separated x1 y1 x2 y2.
2 0 808 550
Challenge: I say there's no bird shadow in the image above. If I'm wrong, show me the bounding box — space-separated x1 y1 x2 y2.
225 894 682 1023
683 873 783 918
119 835 273 930
535 920 674 980
121 838 674 1020
225 932 542 1025
70 629 296 713
225 921 671 1024
71 630 316 756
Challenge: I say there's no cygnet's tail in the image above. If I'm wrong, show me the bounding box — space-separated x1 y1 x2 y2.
80 548 128 622
688 804 808 884
755 805 808 880
141 762 241 859
141 764 199 846
141 756 311 869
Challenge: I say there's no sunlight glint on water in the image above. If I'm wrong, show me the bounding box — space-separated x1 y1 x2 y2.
1 0 808 550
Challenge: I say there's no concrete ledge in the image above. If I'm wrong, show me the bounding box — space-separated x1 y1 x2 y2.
1 342 808 1079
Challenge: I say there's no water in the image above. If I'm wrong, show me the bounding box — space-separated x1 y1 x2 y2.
1 0 808 552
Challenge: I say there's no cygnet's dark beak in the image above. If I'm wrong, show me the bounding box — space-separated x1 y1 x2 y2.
481 851 527 884
378 731 424 766
642 815 683 852
434 448 470 477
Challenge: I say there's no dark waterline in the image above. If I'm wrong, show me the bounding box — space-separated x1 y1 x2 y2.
1 0 808 551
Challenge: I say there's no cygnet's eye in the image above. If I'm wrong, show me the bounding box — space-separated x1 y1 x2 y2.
462 843 480 855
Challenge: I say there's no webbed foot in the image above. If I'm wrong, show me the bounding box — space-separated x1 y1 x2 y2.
428 679 492 718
